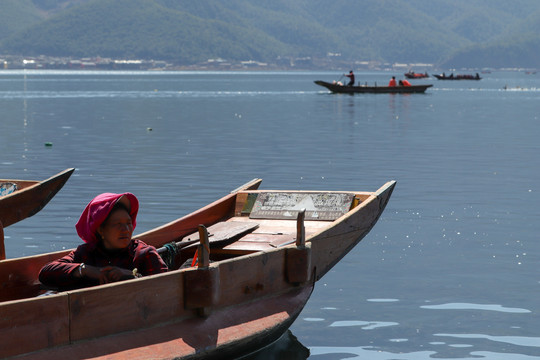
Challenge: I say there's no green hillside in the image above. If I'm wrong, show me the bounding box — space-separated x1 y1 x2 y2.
1 0 539 68
0 0 43 37
441 6 540 68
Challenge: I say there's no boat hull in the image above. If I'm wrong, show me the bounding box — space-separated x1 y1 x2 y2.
0 180 396 359
404 73 429 79
433 74 481 80
0 168 74 260
315 80 432 94
0 168 74 228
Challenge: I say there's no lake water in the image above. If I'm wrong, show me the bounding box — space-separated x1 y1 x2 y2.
1 70 539 359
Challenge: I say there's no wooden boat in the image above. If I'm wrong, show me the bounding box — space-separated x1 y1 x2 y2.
315 80 432 94
404 71 429 79
0 179 396 360
0 168 75 259
433 73 481 80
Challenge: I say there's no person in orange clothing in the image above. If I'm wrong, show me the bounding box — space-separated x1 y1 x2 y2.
388 76 396 86
399 79 412 86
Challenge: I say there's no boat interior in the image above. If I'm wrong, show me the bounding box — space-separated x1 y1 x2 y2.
159 190 372 269
0 189 374 303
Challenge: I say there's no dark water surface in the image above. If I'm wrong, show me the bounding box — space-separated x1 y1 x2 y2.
1 70 539 359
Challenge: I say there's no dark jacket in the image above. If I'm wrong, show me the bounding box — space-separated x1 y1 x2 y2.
39 239 168 290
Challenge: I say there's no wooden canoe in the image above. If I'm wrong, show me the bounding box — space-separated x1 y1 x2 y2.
0 179 396 360
0 168 75 259
0 168 75 228
315 80 432 94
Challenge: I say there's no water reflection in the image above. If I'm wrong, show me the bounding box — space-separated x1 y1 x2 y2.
329 320 399 330
309 346 540 359
434 333 540 348
421 302 531 313
239 330 310 360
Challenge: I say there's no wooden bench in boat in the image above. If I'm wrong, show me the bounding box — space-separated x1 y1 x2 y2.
162 191 359 264
213 192 356 255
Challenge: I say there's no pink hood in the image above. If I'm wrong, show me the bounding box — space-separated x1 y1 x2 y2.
75 192 139 246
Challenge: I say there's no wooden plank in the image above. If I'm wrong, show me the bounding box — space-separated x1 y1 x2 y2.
69 271 185 341
12 286 313 360
218 241 276 253
157 221 260 256
180 221 259 244
0 251 69 302
0 294 70 358
250 192 354 221
215 248 289 307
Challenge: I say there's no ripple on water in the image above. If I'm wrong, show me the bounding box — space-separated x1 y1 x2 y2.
421 302 531 313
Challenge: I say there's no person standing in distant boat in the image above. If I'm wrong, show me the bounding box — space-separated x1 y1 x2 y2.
388 76 397 87
344 70 355 86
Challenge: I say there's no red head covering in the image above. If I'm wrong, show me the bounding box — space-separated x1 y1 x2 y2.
75 192 139 246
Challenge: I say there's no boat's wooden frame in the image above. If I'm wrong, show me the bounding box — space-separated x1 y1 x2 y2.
0 179 396 360
315 80 432 94
0 168 75 259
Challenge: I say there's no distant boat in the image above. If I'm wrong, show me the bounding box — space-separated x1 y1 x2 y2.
404 71 429 79
314 80 432 94
434 73 481 80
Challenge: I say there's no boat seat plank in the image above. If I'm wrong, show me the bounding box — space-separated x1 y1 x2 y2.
179 220 259 245
215 217 330 254
156 221 260 268
237 233 293 244
249 192 354 221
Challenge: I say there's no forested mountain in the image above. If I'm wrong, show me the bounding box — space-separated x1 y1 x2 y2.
1 0 539 69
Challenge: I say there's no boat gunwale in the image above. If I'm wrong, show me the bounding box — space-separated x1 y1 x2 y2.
0 168 75 228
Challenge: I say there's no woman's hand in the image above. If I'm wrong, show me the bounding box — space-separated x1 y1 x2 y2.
100 266 134 283
78 264 135 284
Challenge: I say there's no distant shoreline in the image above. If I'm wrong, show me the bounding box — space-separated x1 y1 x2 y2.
0 55 537 73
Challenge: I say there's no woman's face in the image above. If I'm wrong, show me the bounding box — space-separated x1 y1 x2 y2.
98 207 133 250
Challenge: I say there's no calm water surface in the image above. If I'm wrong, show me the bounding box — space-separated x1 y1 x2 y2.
1 70 539 359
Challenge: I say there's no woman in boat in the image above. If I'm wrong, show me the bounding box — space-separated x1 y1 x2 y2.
39 192 168 290
388 76 396 87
